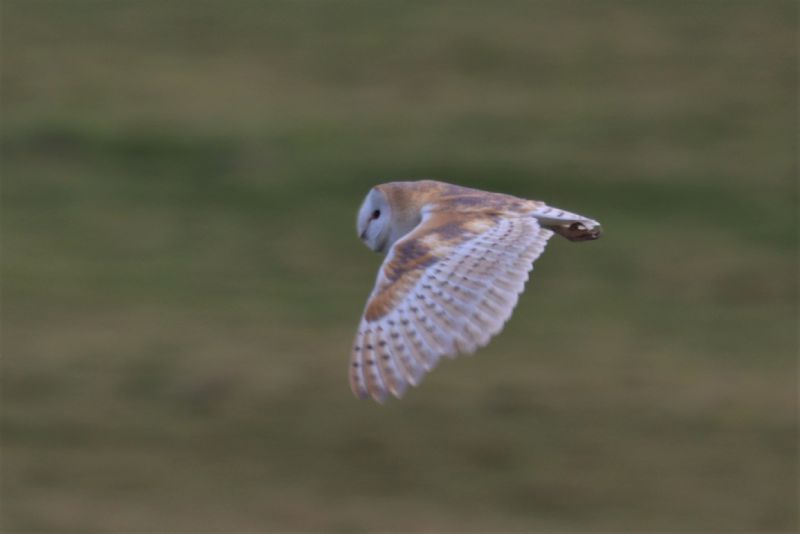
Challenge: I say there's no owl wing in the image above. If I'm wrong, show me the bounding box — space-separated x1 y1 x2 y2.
350 210 554 402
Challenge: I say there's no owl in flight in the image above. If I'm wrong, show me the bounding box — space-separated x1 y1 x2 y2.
351 180 601 402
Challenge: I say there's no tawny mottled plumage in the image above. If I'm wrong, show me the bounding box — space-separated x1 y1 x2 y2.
352 180 601 402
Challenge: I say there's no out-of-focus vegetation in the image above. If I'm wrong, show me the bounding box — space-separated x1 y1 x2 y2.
1 1 796 531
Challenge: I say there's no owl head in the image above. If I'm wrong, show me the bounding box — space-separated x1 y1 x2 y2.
356 184 422 254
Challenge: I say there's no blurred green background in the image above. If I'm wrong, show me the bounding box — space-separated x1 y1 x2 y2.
2 1 797 532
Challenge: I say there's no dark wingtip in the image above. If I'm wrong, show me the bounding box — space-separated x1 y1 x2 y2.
551 222 603 241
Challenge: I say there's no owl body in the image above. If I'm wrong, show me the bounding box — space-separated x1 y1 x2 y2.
352 180 601 402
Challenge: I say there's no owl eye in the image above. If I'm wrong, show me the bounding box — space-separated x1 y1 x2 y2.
372 210 381 219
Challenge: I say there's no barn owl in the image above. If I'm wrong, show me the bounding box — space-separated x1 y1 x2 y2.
351 180 601 402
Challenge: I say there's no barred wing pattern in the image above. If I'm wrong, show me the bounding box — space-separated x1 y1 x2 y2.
350 213 554 402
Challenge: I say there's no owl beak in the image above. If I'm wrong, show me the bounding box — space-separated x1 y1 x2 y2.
359 229 367 241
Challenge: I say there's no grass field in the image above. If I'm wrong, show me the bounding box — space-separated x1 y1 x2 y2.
2 1 797 531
